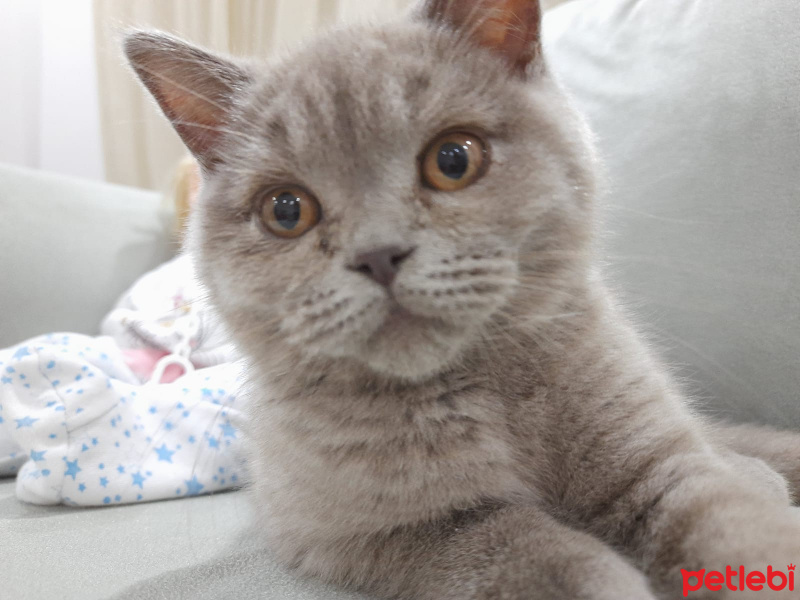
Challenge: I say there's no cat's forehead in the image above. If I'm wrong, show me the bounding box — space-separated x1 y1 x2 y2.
236 23 522 172
265 22 512 110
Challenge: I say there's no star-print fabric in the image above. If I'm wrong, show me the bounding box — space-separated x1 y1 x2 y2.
0 333 246 506
0 253 251 507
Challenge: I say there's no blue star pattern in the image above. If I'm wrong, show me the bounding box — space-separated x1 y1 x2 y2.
219 422 237 438
0 331 245 505
13 346 30 360
63 458 82 480
155 444 176 463
15 416 38 429
184 475 205 496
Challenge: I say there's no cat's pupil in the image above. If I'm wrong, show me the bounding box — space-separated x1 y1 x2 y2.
437 142 469 180
273 192 302 230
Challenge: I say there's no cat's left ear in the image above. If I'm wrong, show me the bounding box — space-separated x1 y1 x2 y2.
416 0 543 76
124 31 252 170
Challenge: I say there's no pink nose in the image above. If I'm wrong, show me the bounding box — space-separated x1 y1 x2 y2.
348 246 414 289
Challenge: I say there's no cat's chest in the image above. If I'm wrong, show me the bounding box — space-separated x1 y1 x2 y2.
250 384 527 537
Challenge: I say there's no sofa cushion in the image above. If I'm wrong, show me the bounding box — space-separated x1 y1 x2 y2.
543 0 800 427
0 479 365 600
0 164 175 347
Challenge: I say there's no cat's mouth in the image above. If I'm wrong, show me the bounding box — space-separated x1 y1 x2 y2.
385 301 415 323
378 300 442 334
296 287 490 380
359 301 468 380
363 298 461 356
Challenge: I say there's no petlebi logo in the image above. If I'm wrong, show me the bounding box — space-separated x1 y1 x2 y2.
682 564 796 596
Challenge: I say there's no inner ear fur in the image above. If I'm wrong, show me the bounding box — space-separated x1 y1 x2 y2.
124 31 251 169
418 0 543 75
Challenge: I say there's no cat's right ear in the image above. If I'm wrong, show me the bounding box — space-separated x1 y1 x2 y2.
124 31 251 170
414 0 543 76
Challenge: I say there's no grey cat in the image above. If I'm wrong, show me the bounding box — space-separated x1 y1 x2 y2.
125 0 800 598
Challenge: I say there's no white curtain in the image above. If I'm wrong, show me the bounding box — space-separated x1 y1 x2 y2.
93 0 568 190
94 0 414 190
1 0 104 181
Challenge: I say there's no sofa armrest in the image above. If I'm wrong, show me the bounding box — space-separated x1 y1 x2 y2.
0 163 176 347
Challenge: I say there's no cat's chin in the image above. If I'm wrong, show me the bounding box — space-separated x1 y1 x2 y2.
357 309 472 382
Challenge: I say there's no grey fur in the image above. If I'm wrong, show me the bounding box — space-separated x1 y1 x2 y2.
125 1 800 597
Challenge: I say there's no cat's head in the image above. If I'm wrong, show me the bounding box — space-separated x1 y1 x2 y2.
126 0 598 382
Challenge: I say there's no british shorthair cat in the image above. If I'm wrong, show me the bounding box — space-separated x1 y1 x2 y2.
126 0 800 597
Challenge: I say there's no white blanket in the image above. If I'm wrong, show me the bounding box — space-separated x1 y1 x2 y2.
0 255 248 506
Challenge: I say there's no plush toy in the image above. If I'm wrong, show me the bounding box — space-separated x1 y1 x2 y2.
102 155 237 383
101 253 238 382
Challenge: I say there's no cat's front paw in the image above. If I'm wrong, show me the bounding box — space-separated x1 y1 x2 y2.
726 452 793 505
477 554 657 600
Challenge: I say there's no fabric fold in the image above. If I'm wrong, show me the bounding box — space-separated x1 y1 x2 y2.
0 333 247 506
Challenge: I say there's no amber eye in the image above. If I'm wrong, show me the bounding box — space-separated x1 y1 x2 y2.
258 187 321 239
421 131 489 191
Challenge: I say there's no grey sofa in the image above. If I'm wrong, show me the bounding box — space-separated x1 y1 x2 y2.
1 0 798 598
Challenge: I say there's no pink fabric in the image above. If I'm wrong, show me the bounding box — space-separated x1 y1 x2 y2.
122 348 186 383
